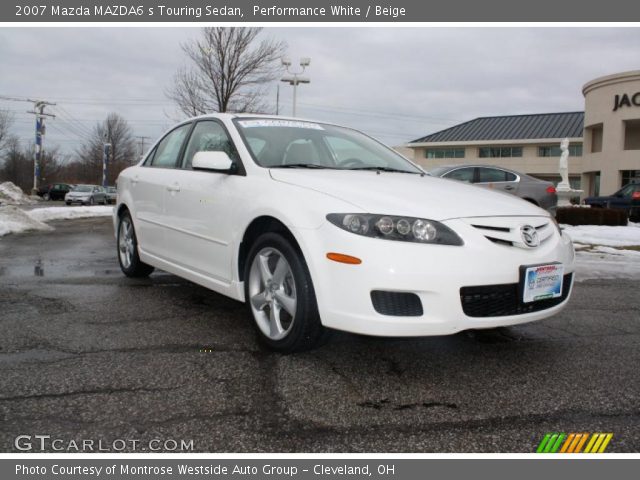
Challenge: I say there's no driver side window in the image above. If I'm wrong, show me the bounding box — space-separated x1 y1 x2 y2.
181 121 238 169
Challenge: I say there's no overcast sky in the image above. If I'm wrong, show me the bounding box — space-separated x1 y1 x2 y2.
1 27 640 158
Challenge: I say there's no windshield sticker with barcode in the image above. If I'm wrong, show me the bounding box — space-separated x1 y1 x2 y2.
238 119 324 130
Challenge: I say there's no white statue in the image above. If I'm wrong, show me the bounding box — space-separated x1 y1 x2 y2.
558 137 570 189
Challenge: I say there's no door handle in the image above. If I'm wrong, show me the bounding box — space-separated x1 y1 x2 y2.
504 185 514 191
167 183 181 193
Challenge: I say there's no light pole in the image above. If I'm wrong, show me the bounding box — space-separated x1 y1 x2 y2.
280 57 310 117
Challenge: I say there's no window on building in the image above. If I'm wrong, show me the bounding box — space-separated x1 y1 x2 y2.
621 170 640 186
538 144 583 157
425 148 465 159
588 124 603 153
623 120 640 150
478 146 523 158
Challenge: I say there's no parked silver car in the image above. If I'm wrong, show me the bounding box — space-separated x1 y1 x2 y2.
429 164 558 213
65 185 108 205
105 186 117 204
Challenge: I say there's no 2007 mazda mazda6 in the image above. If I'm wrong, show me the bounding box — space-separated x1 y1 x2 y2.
114 114 575 352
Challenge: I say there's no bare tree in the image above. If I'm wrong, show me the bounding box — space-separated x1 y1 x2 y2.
167 27 287 115
0 109 14 155
76 113 137 185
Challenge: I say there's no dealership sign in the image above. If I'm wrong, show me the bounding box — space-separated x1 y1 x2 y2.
613 92 640 111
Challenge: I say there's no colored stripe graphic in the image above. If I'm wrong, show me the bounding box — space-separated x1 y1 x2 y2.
537 433 613 453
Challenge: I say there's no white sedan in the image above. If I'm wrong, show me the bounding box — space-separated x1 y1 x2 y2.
114 114 575 352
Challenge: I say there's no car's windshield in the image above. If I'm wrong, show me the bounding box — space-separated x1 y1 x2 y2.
72 185 93 192
234 118 422 174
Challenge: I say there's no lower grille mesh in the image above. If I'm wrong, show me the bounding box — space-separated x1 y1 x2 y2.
371 291 423 317
460 273 573 317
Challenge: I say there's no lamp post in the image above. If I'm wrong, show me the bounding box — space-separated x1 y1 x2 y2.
280 57 310 117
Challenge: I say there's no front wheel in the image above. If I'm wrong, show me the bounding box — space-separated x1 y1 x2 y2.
244 233 325 353
117 211 154 278
43 193 50 201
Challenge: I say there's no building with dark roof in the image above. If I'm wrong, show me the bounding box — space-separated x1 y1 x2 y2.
403 70 640 198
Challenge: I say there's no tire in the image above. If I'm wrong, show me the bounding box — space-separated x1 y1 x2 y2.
244 232 325 353
65 201 71 206
117 210 154 278
43 193 50 201
89 196 95 205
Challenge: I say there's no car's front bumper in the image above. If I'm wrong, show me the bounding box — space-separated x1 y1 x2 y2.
66 197 90 204
297 218 575 337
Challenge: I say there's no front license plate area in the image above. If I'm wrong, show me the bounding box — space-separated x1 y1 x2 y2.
520 263 564 303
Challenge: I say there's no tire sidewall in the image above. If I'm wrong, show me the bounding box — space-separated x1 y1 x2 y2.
117 211 147 276
244 232 322 352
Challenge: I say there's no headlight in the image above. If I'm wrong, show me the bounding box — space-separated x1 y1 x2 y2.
326 213 464 246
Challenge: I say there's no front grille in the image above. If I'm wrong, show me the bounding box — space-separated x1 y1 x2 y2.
467 218 554 249
460 273 572 318
371 291 423 317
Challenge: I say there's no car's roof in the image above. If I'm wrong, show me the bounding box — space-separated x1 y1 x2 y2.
184 112 346 128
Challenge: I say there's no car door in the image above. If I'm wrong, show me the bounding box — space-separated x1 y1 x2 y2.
132 122 192 260
476 167 519 194
163 120 243 284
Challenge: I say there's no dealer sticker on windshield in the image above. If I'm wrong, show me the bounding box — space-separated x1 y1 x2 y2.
522 264 564 303
238 119 324 130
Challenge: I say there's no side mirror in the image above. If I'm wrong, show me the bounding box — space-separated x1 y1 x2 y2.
192 151 234 173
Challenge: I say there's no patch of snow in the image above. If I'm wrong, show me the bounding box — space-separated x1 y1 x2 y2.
0 205 112 237
28 206 113 223
574 250 640 281
562 223 640 247
0 182 35 206
0 206 52 237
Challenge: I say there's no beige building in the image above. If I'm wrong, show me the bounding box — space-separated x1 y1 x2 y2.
403 70 640 198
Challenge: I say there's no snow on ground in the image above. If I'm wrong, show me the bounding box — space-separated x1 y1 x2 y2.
561 222 640 247
0 181 36 206
0 206 52 237
0 205 113 237
562 223 640 280
28 206 113 223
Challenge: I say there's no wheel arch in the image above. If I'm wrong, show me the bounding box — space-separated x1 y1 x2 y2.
237 216 304 282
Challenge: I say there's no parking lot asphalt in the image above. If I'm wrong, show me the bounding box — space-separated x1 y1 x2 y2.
0 216 639 453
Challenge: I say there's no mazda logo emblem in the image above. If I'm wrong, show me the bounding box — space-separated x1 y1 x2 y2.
520 225 540 247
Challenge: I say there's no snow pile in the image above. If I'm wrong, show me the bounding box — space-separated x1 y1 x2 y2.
0 182 35 206
29 206 113 222
0 205 112 237
0 206 52 237
562 223 640 247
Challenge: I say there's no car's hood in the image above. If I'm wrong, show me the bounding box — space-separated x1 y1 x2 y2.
269 169 548 220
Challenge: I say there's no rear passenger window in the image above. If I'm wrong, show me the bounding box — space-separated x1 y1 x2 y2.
505 171 517 182
150 124 191 168
478 168 508 183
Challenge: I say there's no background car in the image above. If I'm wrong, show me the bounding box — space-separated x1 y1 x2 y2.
429 164 558 212
65 185 108 205
37 183 73 201
584 182 640 221
105 186 117 204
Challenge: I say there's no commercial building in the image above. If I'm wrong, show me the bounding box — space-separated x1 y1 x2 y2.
403 70 640 197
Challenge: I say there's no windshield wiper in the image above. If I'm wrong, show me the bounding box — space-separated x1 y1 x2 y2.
347 166 422 175
271 163 332 169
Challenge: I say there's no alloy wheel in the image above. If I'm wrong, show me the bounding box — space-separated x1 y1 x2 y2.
248 247 297 341
118 217 135 269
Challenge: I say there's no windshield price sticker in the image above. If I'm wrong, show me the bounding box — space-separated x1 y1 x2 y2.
238 119 324 130
523 264 564 303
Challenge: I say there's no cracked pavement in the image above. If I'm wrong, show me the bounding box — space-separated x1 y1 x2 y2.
0 217 639 452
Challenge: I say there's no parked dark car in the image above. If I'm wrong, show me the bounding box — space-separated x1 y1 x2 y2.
429 164 558 213
584 183 640 221
37 183 73 201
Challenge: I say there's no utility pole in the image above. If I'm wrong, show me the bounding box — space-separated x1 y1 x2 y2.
102 142 111 188
26 100 56 194
134 135 151 163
